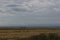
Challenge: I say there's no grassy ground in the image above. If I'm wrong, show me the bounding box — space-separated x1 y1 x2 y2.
0 27 60 40
0 28 60 40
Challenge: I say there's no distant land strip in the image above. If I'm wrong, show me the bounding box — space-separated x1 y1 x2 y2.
0 26 60 30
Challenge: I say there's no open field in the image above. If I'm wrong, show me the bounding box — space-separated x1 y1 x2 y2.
0 27 60 40
0 28 60 38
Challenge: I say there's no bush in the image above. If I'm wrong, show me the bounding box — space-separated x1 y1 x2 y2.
0 38 7 40
27 33 60 40
29 33 47 40
48 33 60 40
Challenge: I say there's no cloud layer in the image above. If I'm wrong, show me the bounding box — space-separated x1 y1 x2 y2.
0 0 60 17
0 0 60 26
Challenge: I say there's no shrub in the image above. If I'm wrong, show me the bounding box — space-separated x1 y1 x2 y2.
48 33 60 40
29 33 47 40
0 38 7 40
27 33 60 40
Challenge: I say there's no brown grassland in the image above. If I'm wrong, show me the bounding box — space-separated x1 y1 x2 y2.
0 27 60 40
0 28 60 38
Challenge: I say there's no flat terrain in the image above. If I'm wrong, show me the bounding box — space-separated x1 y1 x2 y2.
0 27 60 39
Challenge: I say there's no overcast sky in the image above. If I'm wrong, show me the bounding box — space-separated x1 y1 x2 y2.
0 0 60 26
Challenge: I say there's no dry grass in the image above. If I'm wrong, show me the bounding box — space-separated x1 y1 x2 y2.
0 28 60 39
